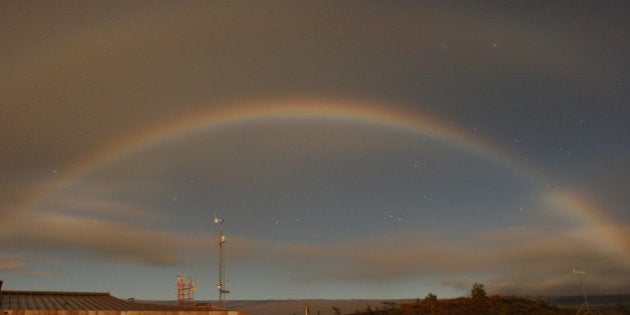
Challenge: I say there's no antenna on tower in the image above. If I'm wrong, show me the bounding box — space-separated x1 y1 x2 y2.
214 215 230 308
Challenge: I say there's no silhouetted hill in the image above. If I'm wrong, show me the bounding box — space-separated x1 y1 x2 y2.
351 296 568 315
349 295 630 315
140 295 630 315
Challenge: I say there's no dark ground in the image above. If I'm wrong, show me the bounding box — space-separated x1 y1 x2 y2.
142 294 630 315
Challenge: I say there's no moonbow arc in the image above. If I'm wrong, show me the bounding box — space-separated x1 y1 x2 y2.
24 98 628 262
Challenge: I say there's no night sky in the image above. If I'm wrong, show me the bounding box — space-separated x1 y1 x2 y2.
1 1 629 301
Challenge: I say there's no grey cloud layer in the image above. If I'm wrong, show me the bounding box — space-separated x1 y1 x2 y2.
1 205 627 295
225 227 630 295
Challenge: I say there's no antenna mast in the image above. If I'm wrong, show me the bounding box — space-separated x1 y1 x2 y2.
214 216 230 307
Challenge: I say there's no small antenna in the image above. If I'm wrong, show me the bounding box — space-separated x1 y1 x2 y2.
213 214 223 224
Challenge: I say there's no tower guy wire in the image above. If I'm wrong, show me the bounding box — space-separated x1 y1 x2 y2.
573 268 602 315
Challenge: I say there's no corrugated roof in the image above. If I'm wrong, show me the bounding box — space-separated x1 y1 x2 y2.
0 291 200 311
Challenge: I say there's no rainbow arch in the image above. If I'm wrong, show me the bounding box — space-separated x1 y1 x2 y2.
23 97 629 261
63 97 532 183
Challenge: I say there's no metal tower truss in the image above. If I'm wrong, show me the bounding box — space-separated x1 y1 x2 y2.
214 216 230 307
176 275 196 306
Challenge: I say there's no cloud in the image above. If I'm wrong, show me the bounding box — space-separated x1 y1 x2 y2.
221 226 630 295
42 181 162 220
0 254 26 272
0 177 190 267
0 211 193 266
3 176 629 296
1 202 628 296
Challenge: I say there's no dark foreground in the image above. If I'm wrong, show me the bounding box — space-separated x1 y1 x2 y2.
350 295 630 315
146 294 630 315
224 294 630 315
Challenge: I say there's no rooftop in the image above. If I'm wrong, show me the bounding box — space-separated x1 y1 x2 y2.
0 290 201 311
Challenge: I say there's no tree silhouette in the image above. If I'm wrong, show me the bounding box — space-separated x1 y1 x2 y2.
471 283 487 299
424 293 438 303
